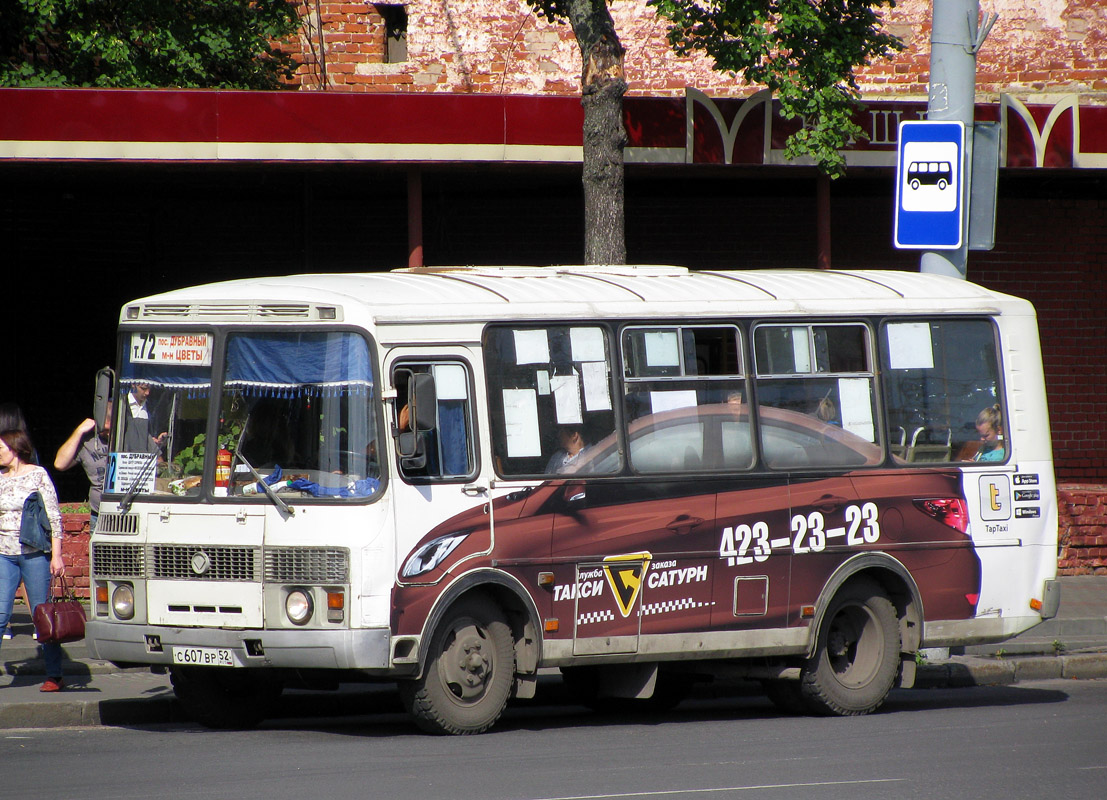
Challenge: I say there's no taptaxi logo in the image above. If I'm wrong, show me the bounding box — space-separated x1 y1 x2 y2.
979 475 1011 522
602 552 652 618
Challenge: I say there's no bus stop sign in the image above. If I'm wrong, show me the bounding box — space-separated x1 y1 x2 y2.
894 120 965 249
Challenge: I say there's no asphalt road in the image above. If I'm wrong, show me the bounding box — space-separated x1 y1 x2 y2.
3 678 1106 800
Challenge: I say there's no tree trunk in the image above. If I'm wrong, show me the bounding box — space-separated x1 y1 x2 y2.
567 2 627 265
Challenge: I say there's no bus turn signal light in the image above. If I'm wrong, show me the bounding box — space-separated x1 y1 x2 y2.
327 591 344 623
1030 597 1043 611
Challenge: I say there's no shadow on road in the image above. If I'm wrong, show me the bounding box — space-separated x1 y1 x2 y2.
145 676 1072 738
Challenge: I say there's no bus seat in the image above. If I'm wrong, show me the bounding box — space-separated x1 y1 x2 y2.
906 427 951 463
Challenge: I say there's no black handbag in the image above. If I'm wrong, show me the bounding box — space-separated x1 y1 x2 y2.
18 490 52 553
33 575 87 645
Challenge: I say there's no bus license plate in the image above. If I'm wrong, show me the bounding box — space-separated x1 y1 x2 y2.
171 646 235 667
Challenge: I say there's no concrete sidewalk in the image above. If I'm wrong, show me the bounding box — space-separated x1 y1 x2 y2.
2 576 1106 730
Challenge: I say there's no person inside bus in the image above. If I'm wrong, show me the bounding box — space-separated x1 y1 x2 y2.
546 425 589 473
815 388 840 427
123 383 167 454
972 404 1005 462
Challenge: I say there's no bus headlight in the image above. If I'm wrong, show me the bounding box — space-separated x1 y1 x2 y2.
401 531 470 578
285 589 314 625
112 584 135 620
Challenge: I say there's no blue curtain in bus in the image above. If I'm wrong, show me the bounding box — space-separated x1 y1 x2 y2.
438 401 468 476
120 363 211 397
224 333 373 397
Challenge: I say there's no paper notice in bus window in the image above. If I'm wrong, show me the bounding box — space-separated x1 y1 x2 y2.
514 330 550 365
107 452 157 494
551 373 583 425
839 378 876 442
536 370 551 395
886 322 934 370
645 331 680 367
790 328 812 373
130 333 213 366
581 361 611 411
570 327 605 363
502 389 541 457
650 390 698 414
432 364 469 400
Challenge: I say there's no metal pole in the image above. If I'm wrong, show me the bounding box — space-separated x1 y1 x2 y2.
920 0 983 279
817 173 831 269
407 168 424 268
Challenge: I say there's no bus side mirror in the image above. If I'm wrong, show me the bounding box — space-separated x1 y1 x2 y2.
410 373 438 433
93 367 114 434
398 432 428 470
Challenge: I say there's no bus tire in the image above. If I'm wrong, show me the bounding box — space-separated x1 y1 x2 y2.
799 579 900 716
170 666 282 730
399 596 514 735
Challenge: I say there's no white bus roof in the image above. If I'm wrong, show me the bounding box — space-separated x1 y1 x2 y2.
122 266 1032 325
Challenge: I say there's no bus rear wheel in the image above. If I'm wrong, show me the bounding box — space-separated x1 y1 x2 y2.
399 596 515 735
799 579 900 716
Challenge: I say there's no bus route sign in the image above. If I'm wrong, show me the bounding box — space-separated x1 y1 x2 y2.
894 120 965 250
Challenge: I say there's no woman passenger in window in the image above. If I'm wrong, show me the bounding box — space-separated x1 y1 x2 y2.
973 405 1005 462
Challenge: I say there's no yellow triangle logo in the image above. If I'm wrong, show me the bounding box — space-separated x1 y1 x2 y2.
603 552 652 618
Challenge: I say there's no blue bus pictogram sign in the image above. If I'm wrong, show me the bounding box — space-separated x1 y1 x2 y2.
894 121 965 249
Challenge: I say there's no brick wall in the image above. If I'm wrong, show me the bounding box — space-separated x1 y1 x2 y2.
970 177 1107 484
1059 486 1107 575
60 514 90 600
280 0 1107 101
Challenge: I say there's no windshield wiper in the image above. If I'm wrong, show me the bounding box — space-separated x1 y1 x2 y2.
119 451 159 513
236 451 295 518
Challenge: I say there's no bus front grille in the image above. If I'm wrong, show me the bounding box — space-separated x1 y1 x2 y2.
92 543 146 578
94 512 140 535
91 544 347 583
151 545 259 581
265 547 349 583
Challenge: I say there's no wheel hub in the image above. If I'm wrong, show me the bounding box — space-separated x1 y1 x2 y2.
441 625 494 701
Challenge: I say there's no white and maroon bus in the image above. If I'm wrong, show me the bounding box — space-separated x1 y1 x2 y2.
86 266 1059 733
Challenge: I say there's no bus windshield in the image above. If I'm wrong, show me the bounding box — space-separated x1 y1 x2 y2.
109 330 379 500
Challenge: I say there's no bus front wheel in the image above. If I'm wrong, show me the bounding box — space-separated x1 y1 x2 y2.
399 596 515 735
800 579 900 716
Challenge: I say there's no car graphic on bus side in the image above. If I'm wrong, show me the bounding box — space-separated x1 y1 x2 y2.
393 404 981 730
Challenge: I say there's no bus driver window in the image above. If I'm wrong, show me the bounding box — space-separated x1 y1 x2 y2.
392 362 475 481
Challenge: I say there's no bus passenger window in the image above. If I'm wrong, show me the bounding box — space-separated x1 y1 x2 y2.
621 325 750 473
753 323 880 469
392 361 476 482
881 319 1005 464
483 325 618 478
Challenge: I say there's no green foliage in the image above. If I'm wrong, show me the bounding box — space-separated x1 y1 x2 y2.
0 0 301 89
173 421 241 476
650 0 905 178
